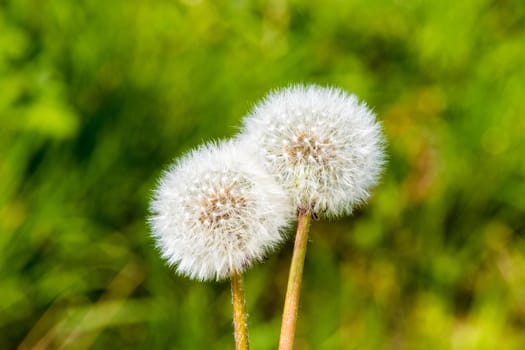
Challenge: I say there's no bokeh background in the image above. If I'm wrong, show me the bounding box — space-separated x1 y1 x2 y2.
1 0 525 349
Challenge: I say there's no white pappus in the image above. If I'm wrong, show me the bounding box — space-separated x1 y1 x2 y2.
149 140 293 281
240 84 385 218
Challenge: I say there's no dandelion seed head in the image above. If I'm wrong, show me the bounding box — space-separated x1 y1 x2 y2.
240 84 385 217
149 140 293 281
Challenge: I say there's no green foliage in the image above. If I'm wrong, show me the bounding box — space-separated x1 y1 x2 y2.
1 0 525 349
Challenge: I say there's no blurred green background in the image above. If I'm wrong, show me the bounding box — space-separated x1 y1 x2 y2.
1 0 524 349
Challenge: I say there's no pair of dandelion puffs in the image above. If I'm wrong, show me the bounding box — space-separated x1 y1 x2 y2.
150 85 385 282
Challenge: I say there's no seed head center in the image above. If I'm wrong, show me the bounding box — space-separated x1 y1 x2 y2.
285 133 332 165
198 186 247 226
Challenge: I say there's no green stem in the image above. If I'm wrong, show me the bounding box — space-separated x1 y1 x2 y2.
231 270 250 350
278 209 312 350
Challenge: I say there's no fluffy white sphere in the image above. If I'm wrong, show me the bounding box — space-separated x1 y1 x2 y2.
149 140 293 281
240 84 385 217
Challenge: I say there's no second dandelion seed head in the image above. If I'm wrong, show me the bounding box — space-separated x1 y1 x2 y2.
241 84 385 217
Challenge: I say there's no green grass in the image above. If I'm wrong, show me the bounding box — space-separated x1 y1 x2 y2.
1 0 525 349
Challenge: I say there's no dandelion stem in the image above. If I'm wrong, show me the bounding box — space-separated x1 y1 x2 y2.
231 270 250 350
278 209 312 350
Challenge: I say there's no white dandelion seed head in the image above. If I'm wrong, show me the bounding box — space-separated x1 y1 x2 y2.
149 140 293 281
240 84 385 217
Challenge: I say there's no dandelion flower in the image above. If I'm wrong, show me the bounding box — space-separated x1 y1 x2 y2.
240 84 385 217
149 140 292 281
